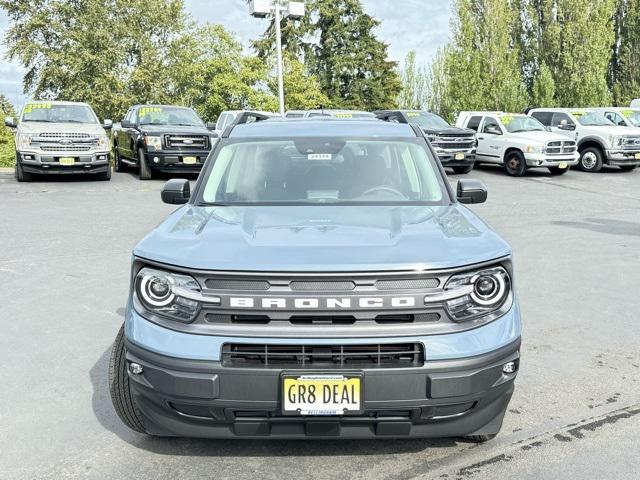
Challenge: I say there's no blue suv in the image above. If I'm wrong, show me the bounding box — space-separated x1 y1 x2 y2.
109 114 521 441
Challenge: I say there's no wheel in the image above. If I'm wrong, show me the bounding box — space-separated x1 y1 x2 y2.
138 148 152 180
108 325 146 434
114 147 126 172
96 166 112 181
504 151 527 176
548 166 569 175
15 161 32 182
452 165 474 174
578 147 603 172
619 165 637 172
466 434 497 443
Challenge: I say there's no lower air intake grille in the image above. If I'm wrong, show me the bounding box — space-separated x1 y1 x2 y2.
221 343 424 368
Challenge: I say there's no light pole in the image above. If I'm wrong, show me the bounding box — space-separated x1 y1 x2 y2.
250 0 305 116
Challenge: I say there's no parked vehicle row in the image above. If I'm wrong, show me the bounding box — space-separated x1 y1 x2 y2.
6 102 640 182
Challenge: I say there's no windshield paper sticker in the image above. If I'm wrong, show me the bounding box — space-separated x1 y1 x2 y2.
23 102 52 114
571 110 586 118
407 112 421 117
308 153 332 161
334 113 353 118
500 115 516 126
139 107 163 117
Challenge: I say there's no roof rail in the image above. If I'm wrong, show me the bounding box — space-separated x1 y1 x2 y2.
222 111 273 138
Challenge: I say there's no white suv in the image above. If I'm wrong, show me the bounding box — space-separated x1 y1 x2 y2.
455 112 579 176
528 108 640 172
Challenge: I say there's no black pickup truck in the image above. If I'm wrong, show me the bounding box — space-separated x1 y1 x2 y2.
376 110 477 174
112 105 217 180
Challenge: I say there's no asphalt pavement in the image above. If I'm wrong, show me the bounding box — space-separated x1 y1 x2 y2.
1 164 639 479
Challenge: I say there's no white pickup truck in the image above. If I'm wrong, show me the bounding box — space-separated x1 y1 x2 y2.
455 112 579 176
590 107 640 128
4 101 112 181
528 108 640 172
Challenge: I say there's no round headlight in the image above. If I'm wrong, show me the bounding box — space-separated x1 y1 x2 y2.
139 273 175 307
472 274 505 305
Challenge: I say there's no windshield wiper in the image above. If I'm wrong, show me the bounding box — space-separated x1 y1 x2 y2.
24 119 53 123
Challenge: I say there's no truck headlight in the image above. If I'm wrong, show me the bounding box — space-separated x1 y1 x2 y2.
17 134 33 149
97 135 110 149
525 145 543 153
135 267 202 322
145 135 162 150
608 135 623 147
442 266 512 322
427 135 441 144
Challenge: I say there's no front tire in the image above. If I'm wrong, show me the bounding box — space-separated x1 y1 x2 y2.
138 148 152 180
97 166 112 181
108 325 146 434
504 151 527 176
15 161 32 182
114 147 126 172
548 166 569 176
452 165 474 174
578 147 603 172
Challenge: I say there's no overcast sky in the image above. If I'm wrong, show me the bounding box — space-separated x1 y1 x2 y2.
0 0 451 110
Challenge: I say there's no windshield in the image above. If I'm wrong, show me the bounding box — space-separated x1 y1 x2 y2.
501 115 545 133
621 109 640 127
406 112 451 130
21 103 98 124
573 111 614 127
138 106 204 126
200 139 447 205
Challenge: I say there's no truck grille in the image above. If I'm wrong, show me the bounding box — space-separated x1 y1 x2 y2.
621 136 640 150
38 132 92 139
40 145 92 152
206 313 440 325
545 140 577 155
221 343 425 368
433 136 475 150
203 277 439 292
164 134 209 150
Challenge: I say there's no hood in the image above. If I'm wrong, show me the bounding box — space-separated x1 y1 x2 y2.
422 126 476 137
134 205 511 272
508 130 568 144
139 124 211 135
18 122 106 135
580 125 640 136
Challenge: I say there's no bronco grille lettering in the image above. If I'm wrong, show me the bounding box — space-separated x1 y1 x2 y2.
226 296 416 309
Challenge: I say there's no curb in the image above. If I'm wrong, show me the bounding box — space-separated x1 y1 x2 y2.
0 167 14 173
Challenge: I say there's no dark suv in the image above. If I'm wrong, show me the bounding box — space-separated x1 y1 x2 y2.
109 116 521 441
376 110 477 174
112 105 217 180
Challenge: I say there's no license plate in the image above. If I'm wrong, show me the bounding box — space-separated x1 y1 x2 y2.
559 162 568 169
183 156 197 164
282 375 361 415
635 153 640 160
455 153 465 160
59 157 75 166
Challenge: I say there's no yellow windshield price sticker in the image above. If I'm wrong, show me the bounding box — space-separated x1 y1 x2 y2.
571 110 586 118
407 112 421 117
139 107 163 117
500 115 516 125
620 109 634 118
334 113 353 118
23 102 52 114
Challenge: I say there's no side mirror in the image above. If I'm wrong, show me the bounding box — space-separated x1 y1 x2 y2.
206 122 216 131
103 119 113 129
558 120 575 131
161 179 191 205
486 126 502 135
121 120 135 129
457 179 487 204
4 116 16 128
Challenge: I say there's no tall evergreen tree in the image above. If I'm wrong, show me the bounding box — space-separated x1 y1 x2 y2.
610 0 640 105
398 51 428 110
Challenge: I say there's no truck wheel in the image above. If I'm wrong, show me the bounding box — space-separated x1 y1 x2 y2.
108 325 146 434
97 166 112 181
138 148 152 180
466 434 497 443
619 165 637 172
548 166 569 175
504 151 527 176
452 165 473 174
578 147 603 172
15 162 32 182
114 148 126 172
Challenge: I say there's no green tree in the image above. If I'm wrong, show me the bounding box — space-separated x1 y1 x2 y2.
398 51 428 110
0 94 16 167
531 61 556 107
270 54 330 110
610 0 640 105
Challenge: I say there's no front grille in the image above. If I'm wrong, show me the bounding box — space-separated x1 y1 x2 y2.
40 145 92 152
376 278 439 290
165 134 209 150
435 139 475 150
205 279 270 290
545 141 577 155
206 312 440 325
221 343 425 368
38 132 91 139
621 137 640 150
290 281 356 291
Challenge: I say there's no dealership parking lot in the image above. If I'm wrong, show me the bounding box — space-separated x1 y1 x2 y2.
1 165 639 479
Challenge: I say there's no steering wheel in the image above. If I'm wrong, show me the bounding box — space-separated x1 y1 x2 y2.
360 185 407 199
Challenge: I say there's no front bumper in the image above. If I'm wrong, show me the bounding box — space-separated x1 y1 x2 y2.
143 150 210 173
17 150 110 175
434 149 476 166
524 152 579 168
124 305 521 438
605 150 640 166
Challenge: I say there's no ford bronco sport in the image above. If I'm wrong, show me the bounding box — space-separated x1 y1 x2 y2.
109 116 521 441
